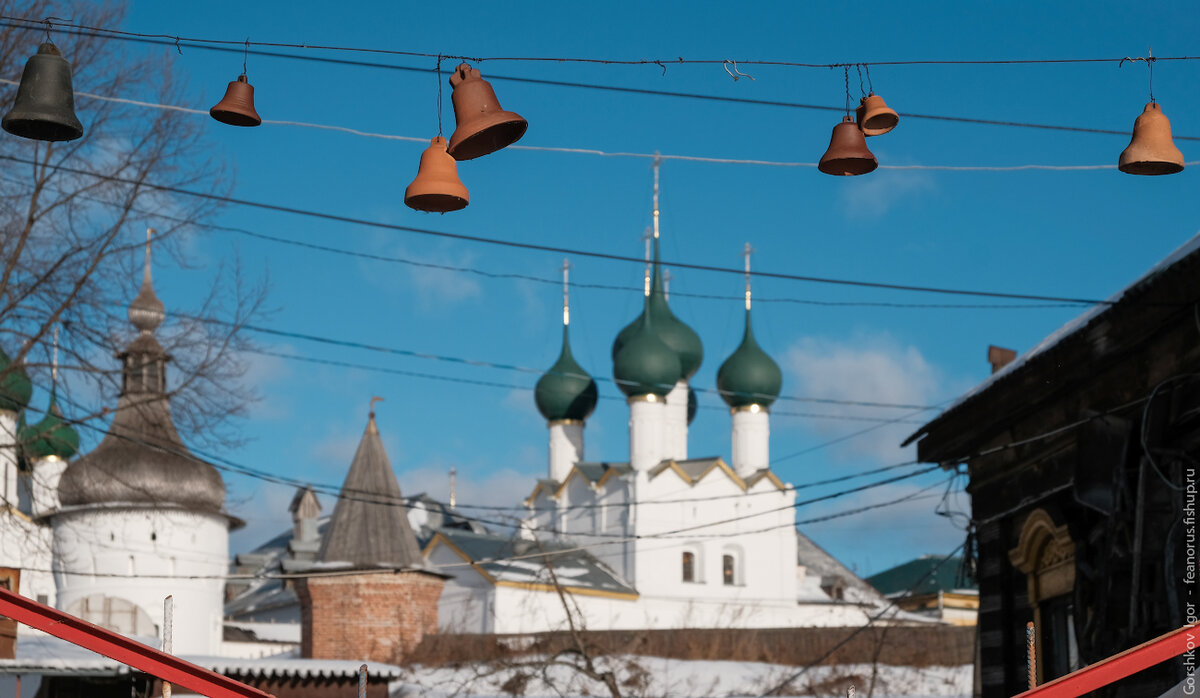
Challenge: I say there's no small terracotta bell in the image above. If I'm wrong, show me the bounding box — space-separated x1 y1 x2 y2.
818 116 878 176
447 63 527 161
405 136 469 213
210 75 261 127
2 42 84 142
855 93 899 137
1118 102 1184 175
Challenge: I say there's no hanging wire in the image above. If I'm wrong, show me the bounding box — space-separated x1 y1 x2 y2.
865 63 874 95
242 37 248 77
435 54 445 137
856 63 866 98
1119 49 1157 103
843 65 851 115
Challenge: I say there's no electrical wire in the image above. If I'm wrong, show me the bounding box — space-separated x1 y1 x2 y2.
0 153 1133 307
9 16 1200 71
0 169 1088 313
5 18 1199 143
14 79 1198 168
756 541 968 696
245 347 929 425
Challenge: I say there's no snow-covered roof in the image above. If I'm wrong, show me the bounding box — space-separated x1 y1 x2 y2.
906 229 1200 448
0 634 401 680
426 528 637 597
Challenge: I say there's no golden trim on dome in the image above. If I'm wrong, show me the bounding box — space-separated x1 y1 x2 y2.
627 393 662 405
731 403 767 414
548 419 585 427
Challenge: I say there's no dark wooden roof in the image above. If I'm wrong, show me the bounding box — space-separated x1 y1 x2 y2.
317 415 423 568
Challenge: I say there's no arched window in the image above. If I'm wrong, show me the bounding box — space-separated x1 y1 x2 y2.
682 551 695 582
722 554 736 585
68 595 157 637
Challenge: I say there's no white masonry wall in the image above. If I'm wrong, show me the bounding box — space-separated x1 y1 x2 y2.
664 381 689 461
52 506 229 654
730 407 770 477
628 397 667 472
547 421 583 483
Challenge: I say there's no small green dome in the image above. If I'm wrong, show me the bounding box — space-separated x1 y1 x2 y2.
19 388 79 460
717 310 782 409
611 239 703 380
0 348 32 413
535 325 598 422
613 298 681 398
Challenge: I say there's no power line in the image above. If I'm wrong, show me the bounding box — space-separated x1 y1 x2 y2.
247 348 929 424
0 153 1128 306
10 16 1200 71
199 317 940 411
0 168 1088 312
26 80 1200 169
757 541 968 697
4 19 1197 141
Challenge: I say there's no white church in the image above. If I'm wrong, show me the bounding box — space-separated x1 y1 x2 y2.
423 227 882 633
0 222 895 670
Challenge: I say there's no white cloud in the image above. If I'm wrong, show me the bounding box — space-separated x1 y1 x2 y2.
784 333 944 460
840 168 936 219
358 235 482 310
401 463 538 511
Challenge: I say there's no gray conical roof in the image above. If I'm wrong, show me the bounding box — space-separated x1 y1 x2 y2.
59 242 225 513
317 413 423 568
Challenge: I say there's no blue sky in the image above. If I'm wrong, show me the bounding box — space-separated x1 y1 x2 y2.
36 1 1200 576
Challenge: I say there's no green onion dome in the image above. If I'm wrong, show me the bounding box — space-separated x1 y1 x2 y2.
19 388 79 460
687 386 698 424
611 238 703 381
716 309 782 409
613 297 681 398
0 347 32 413
535 325 598 422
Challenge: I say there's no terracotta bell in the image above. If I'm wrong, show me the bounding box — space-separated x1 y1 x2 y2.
1118 102 1184 175
447 63 527 161
210 75 262 127
855 93 899 137
2 42 83 142
405 136 470 213
818 116 878 176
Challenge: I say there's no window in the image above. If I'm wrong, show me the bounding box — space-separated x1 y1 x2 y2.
682 551 695 582
722 554 736 585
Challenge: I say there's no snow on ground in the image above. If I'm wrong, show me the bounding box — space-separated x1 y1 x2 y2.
392 656 971 697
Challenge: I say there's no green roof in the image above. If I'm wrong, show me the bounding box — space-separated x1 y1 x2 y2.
612 238 703 381
716 309 782 408
19 388 79 460
0 347 32 413
613 296 680 398
865 555 976 596
534 325 598 422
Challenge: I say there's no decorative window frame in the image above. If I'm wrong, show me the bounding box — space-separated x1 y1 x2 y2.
1008 507 1077 684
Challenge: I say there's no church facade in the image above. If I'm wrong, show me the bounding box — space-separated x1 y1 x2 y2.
423 233 882 632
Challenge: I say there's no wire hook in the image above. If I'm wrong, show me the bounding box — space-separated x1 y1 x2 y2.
723 60 754 81
435 54 445 137
864 63 874 95
856 64 865 98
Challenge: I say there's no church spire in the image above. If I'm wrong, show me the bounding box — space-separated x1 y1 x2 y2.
128 228 165 334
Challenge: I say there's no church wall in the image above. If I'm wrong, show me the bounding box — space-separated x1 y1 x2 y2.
428 544 492 633
52 506 228 654
0 512 54 629
632 470 799 613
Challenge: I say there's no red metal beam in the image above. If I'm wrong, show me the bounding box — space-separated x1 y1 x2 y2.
0 587 273 698
1013 624 1195 697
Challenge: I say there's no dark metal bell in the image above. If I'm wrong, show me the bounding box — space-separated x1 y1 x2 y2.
818 116 878 176
210 75 262 127
447 63 527 161
2 42 84 142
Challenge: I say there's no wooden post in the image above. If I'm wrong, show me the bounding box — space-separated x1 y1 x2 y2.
1027 621 1037 690
163 595 173 698
359 663 368 698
